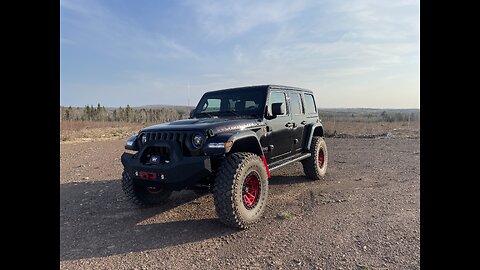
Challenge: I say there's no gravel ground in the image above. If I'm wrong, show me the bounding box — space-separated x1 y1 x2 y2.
60 137 420 269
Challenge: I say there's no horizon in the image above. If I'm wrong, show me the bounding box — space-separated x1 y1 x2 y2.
61 0 419 109
59 103 420 111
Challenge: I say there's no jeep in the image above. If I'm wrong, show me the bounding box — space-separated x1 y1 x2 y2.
121 85 328 229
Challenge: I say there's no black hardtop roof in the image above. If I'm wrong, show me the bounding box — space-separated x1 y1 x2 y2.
204 84 313 94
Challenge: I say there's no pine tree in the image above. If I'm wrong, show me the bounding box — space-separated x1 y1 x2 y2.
65 108 70 120
126 105 131 122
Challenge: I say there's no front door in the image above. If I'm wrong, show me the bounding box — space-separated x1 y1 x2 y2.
264 90 293 161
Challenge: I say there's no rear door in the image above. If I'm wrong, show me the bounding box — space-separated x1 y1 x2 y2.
302 93 320 149
288 91 307 154
303 92 318 125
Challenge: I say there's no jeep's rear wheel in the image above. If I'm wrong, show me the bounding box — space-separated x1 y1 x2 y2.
121 171 172 206
301 136 328 180
213 152 268 229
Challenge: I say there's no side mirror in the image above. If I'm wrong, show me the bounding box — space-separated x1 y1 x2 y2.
271 102 286 116
189 109 195 119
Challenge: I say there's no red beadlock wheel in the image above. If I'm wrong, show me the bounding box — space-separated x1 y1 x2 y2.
242 173 261 209
318 148 325 169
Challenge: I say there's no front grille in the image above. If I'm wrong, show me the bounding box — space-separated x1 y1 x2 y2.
140 131 192 154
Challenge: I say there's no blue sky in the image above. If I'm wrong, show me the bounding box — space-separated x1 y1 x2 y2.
60 0 419 108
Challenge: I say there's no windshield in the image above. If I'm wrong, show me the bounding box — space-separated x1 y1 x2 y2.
193 88 267 118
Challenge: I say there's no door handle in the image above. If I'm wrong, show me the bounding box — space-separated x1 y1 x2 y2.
285 122 294 128
300 120 307 125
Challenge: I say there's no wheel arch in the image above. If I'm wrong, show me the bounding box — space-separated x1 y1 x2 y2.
305 123 324 150
227 130 264 156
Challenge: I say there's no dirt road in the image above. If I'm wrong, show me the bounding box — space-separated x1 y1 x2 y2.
60 138 420 269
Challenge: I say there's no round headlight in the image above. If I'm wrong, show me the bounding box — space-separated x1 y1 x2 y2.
192 134 205 149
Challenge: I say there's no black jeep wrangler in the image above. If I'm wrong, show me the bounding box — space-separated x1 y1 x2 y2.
121 85 328 229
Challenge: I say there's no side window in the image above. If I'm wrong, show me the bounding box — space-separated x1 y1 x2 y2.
304 94 317 114
269 91 288 116
289 92 303 115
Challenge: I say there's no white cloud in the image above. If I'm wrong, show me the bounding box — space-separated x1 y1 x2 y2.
247 0 419 81
186 0 315 40
60 0 200 61
192 0 419 107
234 45 247 64
61 0 419 108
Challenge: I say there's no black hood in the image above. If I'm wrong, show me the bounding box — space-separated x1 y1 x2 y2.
141 117 265 134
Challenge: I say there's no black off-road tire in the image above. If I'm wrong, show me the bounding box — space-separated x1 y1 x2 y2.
192 189 210 196
302 136 328 180
121 171 172 207
213 152 269 229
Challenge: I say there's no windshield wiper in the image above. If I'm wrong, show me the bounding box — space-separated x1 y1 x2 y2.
195 112 214 118
219 110 240 116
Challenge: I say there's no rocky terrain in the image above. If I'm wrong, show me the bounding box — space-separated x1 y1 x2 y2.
60 137 420 269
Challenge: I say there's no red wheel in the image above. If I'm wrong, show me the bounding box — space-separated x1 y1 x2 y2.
301 136 328 180
318 148 325 169
242 173 261 209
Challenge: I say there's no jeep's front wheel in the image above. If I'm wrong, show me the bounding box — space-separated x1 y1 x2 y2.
301 136 328 180
213 152 268 229
121 171 172 206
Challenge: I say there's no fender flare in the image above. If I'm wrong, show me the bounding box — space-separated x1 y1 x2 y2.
305 123 324 150
227 130 270 179
226 130 264 156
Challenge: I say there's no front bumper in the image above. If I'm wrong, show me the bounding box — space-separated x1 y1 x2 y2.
121 141 212 190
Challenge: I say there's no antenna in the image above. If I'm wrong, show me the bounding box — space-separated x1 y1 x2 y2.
187 81 190 106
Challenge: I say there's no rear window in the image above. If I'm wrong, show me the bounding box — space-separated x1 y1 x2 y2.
304 94 317 114
290 92 303 115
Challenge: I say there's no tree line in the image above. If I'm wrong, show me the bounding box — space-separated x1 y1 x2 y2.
61 104 419 124
379 111 419 122
60 104 189 123
318 109 420 122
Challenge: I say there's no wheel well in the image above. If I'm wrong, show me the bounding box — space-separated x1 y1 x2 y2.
229 137 263 156
313 126 324 137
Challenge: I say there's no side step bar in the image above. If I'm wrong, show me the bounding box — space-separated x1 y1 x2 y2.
269 153 311 171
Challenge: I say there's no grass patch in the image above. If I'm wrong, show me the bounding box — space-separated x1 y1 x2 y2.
322 120 420 138
60 121 144 143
